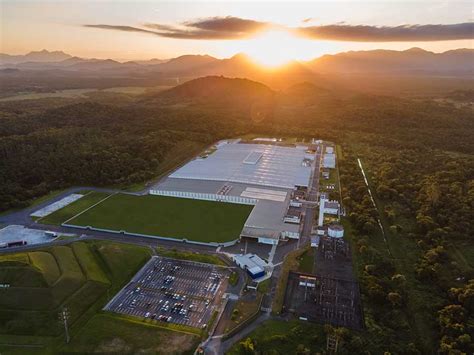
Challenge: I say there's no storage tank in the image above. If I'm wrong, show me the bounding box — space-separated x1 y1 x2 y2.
328 224 344 238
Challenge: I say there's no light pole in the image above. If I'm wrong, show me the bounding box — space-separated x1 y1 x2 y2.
58 307 70 344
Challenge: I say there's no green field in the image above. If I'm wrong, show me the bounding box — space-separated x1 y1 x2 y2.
0 240 151 352
0 240 207 354
297 248 315 273
157 247 226 265
227 320 327 354
39 192 111 225
67 194 253 242
61 313 199 354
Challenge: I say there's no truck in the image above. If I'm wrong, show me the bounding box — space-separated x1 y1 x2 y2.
7 240 27 247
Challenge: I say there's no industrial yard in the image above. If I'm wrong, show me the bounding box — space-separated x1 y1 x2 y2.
0 137 358 354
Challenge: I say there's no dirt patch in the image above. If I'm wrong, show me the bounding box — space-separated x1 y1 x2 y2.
150 333 196 354
96 337 132 353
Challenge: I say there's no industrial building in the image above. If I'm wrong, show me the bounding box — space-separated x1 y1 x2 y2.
318 193 340 226
323 153 336 169
232 253 268 279
150 140 316 245
322 146 336 169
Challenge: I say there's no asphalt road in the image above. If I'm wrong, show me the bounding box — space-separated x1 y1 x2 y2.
300 145 322 242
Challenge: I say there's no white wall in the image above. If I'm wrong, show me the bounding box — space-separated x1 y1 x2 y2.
149 190 256 205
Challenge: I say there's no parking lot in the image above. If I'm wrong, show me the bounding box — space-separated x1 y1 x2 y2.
105 256 230 329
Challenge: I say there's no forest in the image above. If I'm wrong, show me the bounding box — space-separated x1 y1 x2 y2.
0 76 473 353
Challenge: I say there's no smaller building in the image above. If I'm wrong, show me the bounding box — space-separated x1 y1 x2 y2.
233 254 268 279
323 201 340 215
311 235 320 248
292 189 306 200
323 153 336 168
325 146 334 154
284 206 302 224
315 226 327 236
289 199 302 208
328 224 344 238
322 171 330 180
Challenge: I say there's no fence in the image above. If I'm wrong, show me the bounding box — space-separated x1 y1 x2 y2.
149 190 257 205
61 223 239 248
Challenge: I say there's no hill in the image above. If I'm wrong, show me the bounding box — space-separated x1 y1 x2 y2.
0 240 199 353
0 49 72 64
309 47 474 75
156 75 275 106
0 241 150 335
152 54 219 73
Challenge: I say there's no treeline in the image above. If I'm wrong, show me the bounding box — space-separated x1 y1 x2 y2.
0 101 215 210
338 150 419 353
350 134 474 353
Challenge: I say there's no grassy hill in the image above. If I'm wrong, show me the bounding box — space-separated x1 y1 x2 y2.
0 241 150 336
0 241 200 354
155 76 275 106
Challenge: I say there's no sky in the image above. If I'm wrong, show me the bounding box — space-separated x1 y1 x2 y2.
1 0 473 65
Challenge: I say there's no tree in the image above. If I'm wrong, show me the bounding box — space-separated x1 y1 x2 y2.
239 337 256 354
387 292 402 307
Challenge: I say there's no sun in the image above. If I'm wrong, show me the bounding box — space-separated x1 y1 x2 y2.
242 30 314 68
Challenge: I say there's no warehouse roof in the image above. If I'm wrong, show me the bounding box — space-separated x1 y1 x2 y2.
169 142 312 189
233 253 268 271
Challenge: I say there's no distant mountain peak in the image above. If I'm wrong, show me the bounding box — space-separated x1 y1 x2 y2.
405 47 429 53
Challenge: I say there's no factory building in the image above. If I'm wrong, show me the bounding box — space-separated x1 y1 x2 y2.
150 140 317 245
318 194 340 226
323 153 336 169
233 253 268 279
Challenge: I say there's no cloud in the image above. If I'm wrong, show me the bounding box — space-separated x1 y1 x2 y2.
84 18 474 42
294 22 474 42
83 24 157 35
183 16 269 34
84 16 270 40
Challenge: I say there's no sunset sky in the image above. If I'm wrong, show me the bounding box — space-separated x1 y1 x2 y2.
1 0 473 65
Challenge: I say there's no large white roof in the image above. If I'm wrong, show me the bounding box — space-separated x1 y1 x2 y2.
170 142 311 189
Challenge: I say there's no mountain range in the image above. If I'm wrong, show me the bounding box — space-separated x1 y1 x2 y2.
1 48 472 77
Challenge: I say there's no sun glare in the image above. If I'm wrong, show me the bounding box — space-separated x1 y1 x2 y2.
242 30 314 68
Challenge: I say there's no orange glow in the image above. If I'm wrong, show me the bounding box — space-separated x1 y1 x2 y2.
236 30 316 67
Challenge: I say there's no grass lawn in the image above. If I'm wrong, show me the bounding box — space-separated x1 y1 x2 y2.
156 247 226 266
0 240 150 338
38 192 111 225
61 313 199 354
297 248 315 273
224 294 263 334
68 194 253 243
29 251 61 285
272 247 308 314
227 319 326 354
